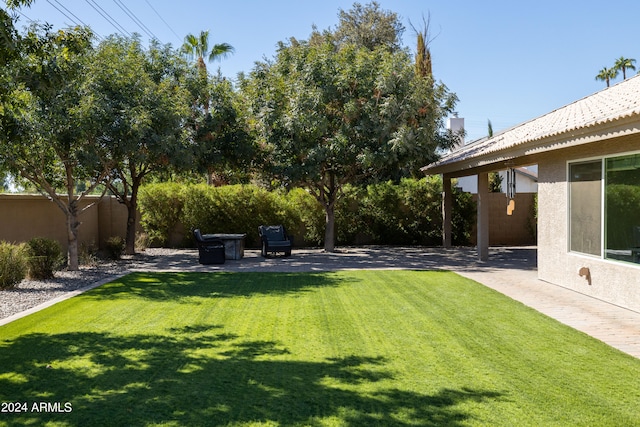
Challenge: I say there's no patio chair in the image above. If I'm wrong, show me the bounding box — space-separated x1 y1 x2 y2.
258 225 293 257
193 229 225 265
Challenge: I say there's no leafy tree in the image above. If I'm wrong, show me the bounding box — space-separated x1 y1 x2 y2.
613 56 636 80
86 35 193 255
595 66 618 87
489 172 503 193
0 25 110 270
333 1 404 51
242 37 457 251
190 74 255 186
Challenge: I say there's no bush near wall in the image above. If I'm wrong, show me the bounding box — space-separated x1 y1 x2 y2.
138 183 186 247
137 177 474 248
182 184 290 248
0 242 28 289
26 237 63 279
336 177 474 246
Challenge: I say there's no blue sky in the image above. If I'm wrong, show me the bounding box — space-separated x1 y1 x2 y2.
7 0 640 141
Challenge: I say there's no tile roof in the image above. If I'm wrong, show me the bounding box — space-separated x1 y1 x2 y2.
424 74 640 173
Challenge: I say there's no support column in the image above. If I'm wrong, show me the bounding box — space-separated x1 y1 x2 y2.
442 174 452 248
477 172 489 261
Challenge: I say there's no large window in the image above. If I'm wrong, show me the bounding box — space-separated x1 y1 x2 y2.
569 153 640 264
569 161 602 256
605 154 640 263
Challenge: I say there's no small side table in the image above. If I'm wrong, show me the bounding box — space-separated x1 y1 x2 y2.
205 233 247 260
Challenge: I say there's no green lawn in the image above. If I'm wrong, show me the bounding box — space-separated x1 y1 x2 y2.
1 271 639 426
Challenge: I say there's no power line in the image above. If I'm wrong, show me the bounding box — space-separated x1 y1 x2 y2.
84 0 130 38
47 0 88 28
143 0 182 44
112 0 157 40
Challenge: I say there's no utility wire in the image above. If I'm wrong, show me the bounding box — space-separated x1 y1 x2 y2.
143 0 182 44
85 0 130 37
47 0 88 28
113 0 157 40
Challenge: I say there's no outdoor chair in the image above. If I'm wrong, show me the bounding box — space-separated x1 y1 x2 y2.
258 225 293 257
193 229 225 265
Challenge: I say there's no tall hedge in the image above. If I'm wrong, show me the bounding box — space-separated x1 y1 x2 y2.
138 182 186 247
138 178 474 248
182 184 289 247
335 177 474 246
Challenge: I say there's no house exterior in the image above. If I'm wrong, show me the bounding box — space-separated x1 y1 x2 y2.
422 75 640 313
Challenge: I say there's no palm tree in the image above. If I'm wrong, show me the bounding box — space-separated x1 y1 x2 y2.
595 67 618 87
181 30 234 75
613 56 636 80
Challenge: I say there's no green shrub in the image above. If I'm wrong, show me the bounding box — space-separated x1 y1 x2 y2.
105 236 125 260
334 176 473 246
0 242 28 289
451 182 475 246
138 182 186 247
182 184 287 247
283 188 324 246
138 178 475 249
26 237 63 280
335 185 368 245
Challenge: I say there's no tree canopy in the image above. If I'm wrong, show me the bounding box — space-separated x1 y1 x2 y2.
242 34 457 251
87 35 194 254
1 1 460 257
0 24 109 270
334 1 404 51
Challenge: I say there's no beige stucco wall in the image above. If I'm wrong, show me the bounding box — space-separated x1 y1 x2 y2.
537 136 640 312
0 194 129 251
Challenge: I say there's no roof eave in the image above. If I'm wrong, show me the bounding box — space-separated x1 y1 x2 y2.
422 113 640 177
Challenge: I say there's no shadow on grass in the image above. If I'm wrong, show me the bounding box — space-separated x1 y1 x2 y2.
0 327 504 426
83 272 353 301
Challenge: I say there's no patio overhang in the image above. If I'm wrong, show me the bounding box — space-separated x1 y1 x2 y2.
422 75 640 261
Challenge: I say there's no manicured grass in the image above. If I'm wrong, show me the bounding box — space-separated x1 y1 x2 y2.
1 271 640 426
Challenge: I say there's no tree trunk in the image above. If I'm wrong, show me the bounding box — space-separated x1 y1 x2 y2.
124 196 137 255
323 204 336 252
66 200 80 271
124 176 143 255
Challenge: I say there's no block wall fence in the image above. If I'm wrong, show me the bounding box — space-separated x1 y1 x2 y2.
0 192 536 250
0 194 131 251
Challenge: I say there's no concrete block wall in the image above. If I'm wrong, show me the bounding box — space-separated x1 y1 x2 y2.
0 194 129 251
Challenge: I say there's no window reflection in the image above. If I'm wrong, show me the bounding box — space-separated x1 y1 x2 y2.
605 154 640 264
